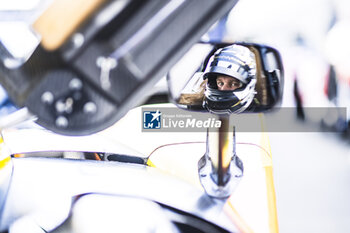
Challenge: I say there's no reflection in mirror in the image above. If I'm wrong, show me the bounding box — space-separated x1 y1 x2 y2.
168 42 284 114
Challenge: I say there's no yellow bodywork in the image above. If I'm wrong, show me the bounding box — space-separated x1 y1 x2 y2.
147 113 279 233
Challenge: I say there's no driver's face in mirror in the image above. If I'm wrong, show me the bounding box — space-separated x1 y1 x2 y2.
216 75 243 91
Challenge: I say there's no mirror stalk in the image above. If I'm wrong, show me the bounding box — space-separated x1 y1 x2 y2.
198 115 243 198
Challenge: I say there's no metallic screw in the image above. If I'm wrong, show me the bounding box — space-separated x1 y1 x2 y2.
69 78 83 91
55 98 74 114
56 116 68 128
83 102 97 114
72 33 85 48
41 91 54 104
96 56 117 89
55 100 66 113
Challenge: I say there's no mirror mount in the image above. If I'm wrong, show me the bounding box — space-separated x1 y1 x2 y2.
198 115 243 198
168 42 283 198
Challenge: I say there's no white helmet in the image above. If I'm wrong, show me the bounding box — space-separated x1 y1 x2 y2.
203 44 257 114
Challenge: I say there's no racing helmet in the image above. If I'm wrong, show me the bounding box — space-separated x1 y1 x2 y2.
203 44 257 114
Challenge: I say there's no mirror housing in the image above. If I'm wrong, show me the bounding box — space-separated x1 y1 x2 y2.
168 42 284 114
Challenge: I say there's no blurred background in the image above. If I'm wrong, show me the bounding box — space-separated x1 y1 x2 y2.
0 0 350 232
218 0 350 232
